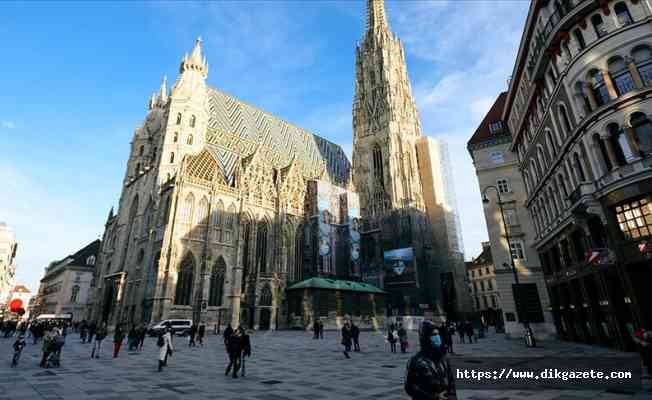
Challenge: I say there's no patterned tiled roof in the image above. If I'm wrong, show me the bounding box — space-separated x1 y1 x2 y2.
205 87 351 185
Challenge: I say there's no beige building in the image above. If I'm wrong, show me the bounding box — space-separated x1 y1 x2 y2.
0 222 17 316
5 284 32 320
466 243 500 326
504 0 652 350
33 240 99 322
468 93 555 339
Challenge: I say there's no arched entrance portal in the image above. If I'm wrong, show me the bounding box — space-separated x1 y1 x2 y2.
258 284 273 330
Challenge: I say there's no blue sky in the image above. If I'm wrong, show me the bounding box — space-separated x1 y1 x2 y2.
0 1 529 292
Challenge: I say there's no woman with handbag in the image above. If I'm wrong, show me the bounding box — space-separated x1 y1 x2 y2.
158 326 174 372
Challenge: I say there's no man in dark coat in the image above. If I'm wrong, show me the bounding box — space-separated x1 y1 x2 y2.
225 327 243 378
223 324 233 349
464 321 475 344
405 320 455 400
313 320 320 339
341 321 353 358
240 329 252 377
351 323 360 352
189 323 198 347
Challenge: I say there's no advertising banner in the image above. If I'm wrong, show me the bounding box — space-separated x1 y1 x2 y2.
317 182 334 274
347 192 361 277
383 247 418 287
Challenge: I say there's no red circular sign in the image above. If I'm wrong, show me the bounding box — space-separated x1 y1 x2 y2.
9 299 23 312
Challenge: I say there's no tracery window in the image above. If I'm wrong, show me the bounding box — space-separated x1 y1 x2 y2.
181 193 195 224
174 253 195 306
292 226 304 282
208 257 226 307
241 222 251 292
256 222 268 274
260 284 272 307
372 145 384 187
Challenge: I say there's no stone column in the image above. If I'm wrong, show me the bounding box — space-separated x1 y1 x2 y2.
626 57 644 89
602 71 619 100
601 134 620 170
584 82 599 110
623 126 642 157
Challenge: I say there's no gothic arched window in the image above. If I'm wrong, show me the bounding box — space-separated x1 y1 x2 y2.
208 257 226 307
573 152 587 182
190 115 196 128
372 145 384 187
559 104 572 134
139 145 145 156
187 134 194 145
260 284 272 307
196 196 209 225
181 193 195 224
174 253 195 305
293 226 304 282
173 132 179 143
256 222 268 274
170 152 175 164
176 113 182 125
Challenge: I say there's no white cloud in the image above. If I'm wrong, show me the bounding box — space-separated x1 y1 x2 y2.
1 120 15 129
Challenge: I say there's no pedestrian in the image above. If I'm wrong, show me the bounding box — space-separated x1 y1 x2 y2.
113 324 125 358
388 324 398 353
457 322 465 344
223 324 233 349
91 323 107 359
80 320 88 344
241 329 252 377
88 321 97 343
440 323 453 354
634 327 652 376
40 327 55 367
197 322 206 347
341 320 353 358
128 325 138 351
225 327 243 378
313 319 320 340
351 322 360 352
405 320 455 400
157 325 174 372
398 323 408 353
189 322 197 347
138 324 147 351
464 320 475 344
319 320 324 339
11 334 26 367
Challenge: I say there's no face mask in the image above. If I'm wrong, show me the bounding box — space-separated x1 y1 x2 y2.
430 334 442 348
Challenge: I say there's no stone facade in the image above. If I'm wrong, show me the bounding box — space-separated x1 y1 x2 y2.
0 222 17 317
504 0 652 350
32 240 99 322
468 93 556 339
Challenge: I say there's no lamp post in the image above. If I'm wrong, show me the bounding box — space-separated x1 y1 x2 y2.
482 185 536 347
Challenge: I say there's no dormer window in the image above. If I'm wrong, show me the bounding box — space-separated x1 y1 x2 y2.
86 255 96 265
489 121 503 134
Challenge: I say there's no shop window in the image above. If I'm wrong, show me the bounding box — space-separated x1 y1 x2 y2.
616 198 652 240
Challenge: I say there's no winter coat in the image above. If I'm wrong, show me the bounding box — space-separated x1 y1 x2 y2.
405 349 455 400
158 332 174 361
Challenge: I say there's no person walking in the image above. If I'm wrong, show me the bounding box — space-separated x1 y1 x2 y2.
225 327 243 378
157 326 174 372
112 324 125 358
457 322 465 344
197 322 206 347
319 320 324 339
138 324 147 351
313 319 320 340
440 323 453 354
188 323 197 347
88 321 97 344
223 324 233 349
351 322 360 352
128 325 138 351
341 321 353 358
80 320 88 344
398 323 408 353
388 324 397 353
240 329 252 377
91 323 107 359
405 320 455 400
464 321 475 344
11 334 26 367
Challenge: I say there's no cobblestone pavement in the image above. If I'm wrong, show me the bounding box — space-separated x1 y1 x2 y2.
0 330 650 400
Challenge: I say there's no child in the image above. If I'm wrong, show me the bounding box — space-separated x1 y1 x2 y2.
11 335 26 367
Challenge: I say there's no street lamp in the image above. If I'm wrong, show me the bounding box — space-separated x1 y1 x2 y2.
482 185 536 347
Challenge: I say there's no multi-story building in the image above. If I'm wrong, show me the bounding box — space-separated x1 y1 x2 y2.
416 137 472 317
0 222 17 314
33 240 99 322
504 0 652 349
466 242 500 326
468 93 556 339
5 284 32 320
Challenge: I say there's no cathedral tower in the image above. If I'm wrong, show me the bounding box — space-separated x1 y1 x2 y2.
352 0 443 319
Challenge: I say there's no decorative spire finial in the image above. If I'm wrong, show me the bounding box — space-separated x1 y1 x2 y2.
179 37 208 78
367 0 389 35
159 75 168 103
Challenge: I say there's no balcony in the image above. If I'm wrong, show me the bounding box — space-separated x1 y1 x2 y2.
596 156 652 190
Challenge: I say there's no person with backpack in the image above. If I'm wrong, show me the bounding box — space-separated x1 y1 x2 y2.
91 323 107 359
405 320 455 400
157 326 174 372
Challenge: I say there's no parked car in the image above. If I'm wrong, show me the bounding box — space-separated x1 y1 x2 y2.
148 319 192 336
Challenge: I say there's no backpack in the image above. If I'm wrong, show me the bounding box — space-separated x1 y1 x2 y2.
157 334 165 347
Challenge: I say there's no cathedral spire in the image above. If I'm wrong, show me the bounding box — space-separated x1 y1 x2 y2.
367 0 389 35
179 37 208 78
159 75 167 102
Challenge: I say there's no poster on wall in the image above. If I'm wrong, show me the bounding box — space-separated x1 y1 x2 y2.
317 183 332 274
347 192 361 277
383 247 418 287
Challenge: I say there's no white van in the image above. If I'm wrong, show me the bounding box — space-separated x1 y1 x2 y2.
148 319 192 336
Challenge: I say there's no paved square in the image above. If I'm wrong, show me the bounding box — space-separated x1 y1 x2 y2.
0 330 650 399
